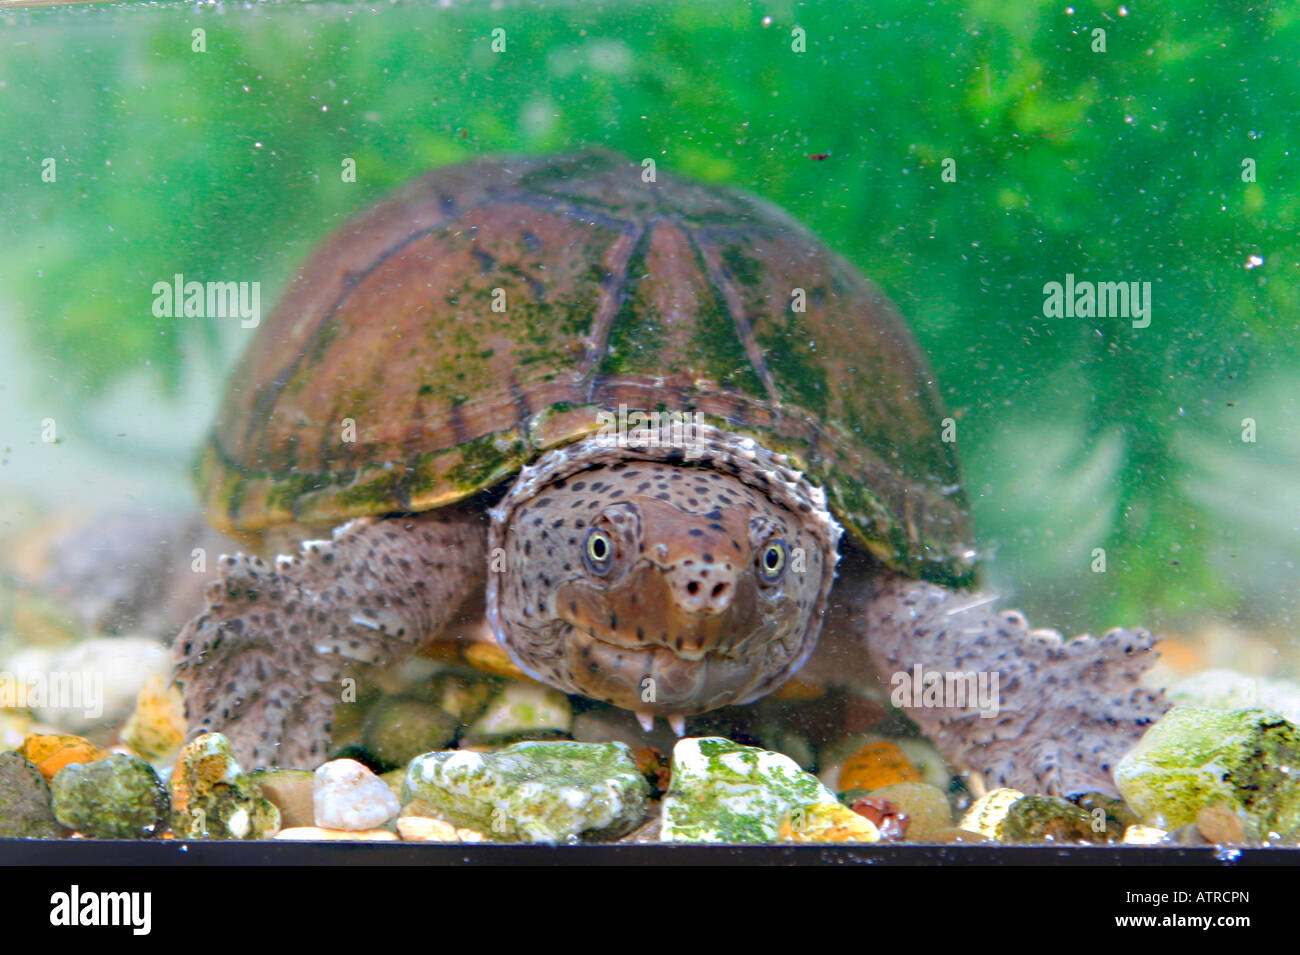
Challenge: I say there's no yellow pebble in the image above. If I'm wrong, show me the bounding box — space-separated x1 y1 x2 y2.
396 816 486 842
274 827 398 841
17 733 109 781
958 787 1025 839
838 741 921 792
122 672 187 762
1123 825 1170 845
780 802 881 843
462 642 531 681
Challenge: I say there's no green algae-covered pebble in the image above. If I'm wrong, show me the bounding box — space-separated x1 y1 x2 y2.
402 740 647 843
661 737 837 843
169 732 280 840
0 751 64 838
1115 706 1300 839
362 696 459 770
997 794 1106 844
50 754 169 838
461 682 572 746
1073 792 1139 840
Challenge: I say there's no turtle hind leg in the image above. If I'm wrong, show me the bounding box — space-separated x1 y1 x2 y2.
831 564 1167 798
172 509 487 770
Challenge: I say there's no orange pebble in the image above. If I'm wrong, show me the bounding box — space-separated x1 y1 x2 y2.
773 676 826 701
1154 638 1204 675
18 733 109 781
838 741 920 792
417 642 462 663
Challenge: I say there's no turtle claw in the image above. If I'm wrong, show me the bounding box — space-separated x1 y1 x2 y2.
633 712 686 735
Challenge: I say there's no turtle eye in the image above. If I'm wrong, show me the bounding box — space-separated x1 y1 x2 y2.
584 528 615 575
758 538 787 583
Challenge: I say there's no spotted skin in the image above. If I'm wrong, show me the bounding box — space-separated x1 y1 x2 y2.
493 461 830 714
172 507 486 769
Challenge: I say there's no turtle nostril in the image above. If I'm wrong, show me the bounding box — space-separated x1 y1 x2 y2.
711 582 729 600
687 581 700 595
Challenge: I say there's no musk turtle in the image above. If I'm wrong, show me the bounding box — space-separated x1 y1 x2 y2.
174 150 1166 795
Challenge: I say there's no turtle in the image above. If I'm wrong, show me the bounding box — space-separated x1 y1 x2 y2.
173 149 1167 797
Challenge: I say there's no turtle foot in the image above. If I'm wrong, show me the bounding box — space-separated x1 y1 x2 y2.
861 575 1168 798
172 551 341 770
172 512 486 770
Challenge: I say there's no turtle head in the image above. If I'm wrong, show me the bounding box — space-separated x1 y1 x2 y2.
487 447 839 726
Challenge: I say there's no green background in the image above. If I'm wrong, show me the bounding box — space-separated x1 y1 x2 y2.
1 0 1297 640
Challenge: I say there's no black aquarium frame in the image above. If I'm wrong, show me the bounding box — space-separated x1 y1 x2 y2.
1 839 1294 866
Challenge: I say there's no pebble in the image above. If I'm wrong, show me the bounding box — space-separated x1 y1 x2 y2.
380 768 405 800
428 672 495 725
865 782 953 840
404 740 647 843
959 787 1025 839
1122 825 1171 845
121 672 186 763
837 741 921 791
462 681 573 745
0 751 65 838
661 737 838 844
275 827 398 841
313 758 401 831
780 801 880 843
17 733 109 782
461 642 531 681
1196 801 1250 844
1168 669 1300 724
998 794 1107 844
1073 792 1140 839
1115 706 1300 839
821 734 950 792
32 637 171 733
50 754 169 838
169 732 280 840
770 676 826 701
361 696 459 770
248 769 315 829
396 814 486 842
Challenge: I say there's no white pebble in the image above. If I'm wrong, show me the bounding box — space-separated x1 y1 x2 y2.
313 758 401 831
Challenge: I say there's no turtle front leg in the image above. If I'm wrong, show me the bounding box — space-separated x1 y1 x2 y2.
172 509 486 769
822 556 1167 798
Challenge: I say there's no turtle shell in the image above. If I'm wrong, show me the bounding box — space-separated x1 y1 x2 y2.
199 149 975 585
